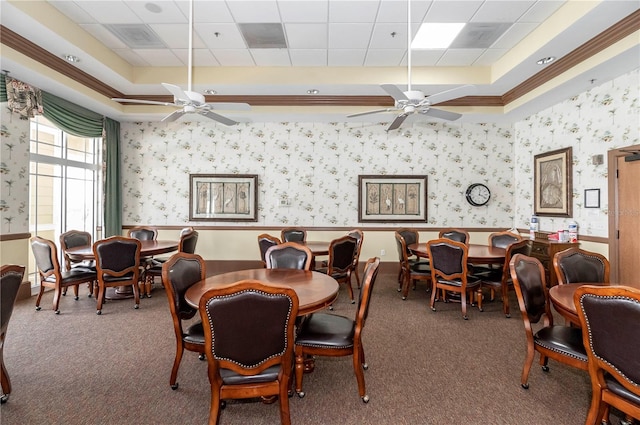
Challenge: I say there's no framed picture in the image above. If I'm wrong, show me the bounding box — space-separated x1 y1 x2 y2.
584 188 600 208
189 174 258 221
534 147 573 217
358 175 428 223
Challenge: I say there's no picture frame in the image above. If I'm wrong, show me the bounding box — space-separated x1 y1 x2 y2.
358 175 428 223
584 188 600 208
534 147 573 217
189 174 258 222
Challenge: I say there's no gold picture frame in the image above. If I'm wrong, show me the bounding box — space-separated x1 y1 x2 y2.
534 147 573 217
358 175 428 223
189 174 258 222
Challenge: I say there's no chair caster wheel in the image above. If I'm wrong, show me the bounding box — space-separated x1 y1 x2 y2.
431 307 436 311
36 306 41 311
55 310 60 315
74 296 79 300
402 296 407 300
363 363 368 370
351 300 355 304
1 394 9 404
329 306 333 311
199 354 205 361
505 314 511 318
297 392 305 398
521 383 529 389
362 395 369 403
397 287 401 292
96 310 102 315
134 304 139 309
541 365 549 372
220 400 226 409
463 315 469 320
171 383 179 390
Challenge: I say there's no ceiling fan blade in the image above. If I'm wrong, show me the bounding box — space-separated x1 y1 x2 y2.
426 84 477 105
161 110 186 123
347 108 392 118
204 102 251 111
200 110 238 126
381 84 409 102
420 107 463 121
111 98 176 107
387 114 409 131
162 83 190 101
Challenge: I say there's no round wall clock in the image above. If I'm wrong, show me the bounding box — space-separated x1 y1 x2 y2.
465 183 491 206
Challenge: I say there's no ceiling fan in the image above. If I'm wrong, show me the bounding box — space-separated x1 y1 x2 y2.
348 0 476 132
111 0 249 125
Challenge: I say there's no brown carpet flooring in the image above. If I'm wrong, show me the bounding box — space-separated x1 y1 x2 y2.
0 265 628 425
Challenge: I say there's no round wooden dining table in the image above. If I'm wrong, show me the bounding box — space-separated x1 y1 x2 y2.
408 243 506 264
185 268 339 316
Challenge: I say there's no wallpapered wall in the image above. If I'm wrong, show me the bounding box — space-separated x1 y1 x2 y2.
514 69 639 238
120 120 517 227
0 107 30 234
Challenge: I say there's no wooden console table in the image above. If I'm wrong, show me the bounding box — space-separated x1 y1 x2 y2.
528 238 579 287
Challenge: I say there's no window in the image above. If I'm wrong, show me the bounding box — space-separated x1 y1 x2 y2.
28 116 102 289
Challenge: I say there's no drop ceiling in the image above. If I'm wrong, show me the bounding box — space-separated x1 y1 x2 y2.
1 0 638 125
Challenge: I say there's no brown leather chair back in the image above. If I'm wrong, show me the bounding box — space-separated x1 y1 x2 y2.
509 254 548 324
31 237 57 278
257 234 281 266
178 229 199 254
439 228 470 245
280 227 306 243
427 238 467 278
94 236 141 281
326 235 357 275
265 242 313 270
553 247 610 285
162 253 205 320
489 231 522 249
1 265 24 335
127 226 158 241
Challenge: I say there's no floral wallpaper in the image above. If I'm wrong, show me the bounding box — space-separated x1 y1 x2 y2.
0 104 30 234
514 68 639 238
120 120 518 227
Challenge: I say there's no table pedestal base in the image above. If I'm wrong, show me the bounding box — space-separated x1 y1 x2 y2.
105 286 135 300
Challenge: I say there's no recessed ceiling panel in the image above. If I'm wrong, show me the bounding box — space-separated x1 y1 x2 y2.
104 24 166 49
239 23 288 48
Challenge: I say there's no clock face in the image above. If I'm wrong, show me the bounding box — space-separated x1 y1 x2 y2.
466 183 491 206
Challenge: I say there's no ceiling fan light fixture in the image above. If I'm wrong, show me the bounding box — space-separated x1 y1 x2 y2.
412 23 465 49
537 56 555 65
63 54 80 63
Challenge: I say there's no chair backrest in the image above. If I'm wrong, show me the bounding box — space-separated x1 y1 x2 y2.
355 257 380 329
178 229 199 254
179 227 194 237
127 226 158 241
397 228 418 248
59 230 92 270
257 234 281 266
347 229 364 266
488 231 522 249
93 236 141 279
439 228 470 244
574 285 640 398
509 254 551 325
265 242 313 270
31 236 60 280
501 239 532 279
162 253 206 324
553 247 610 285
394 232 411 270
1 265 25 334
326 235 358 275
199 280 299 376
280 227 306 243
426 238 468 279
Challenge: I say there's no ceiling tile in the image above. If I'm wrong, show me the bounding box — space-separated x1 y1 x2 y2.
250 48 291 66
49 1 97 24
79 24 128 49
227 1 282 23
328 0 381 23
126 1 187 24
492 22 538 50
290 49 328 66
519 1 565 22
375 0 433 23
150 24 207 49
196 24 247 49
285 24 328 49
369 23 408 49
211 49 256 66
409 49 445 66
278 1 328 22
172 48 221 67
187 1 235 23
473 48 508 65
423 1 482 22
74 1 142 24
328 23 375 49
436 48 484 66
112 49 150 66
328 49 367 66
471 1 536 23
132 48 183 66
365 49 405 66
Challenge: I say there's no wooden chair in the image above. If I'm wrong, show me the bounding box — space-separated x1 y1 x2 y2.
439 228 470 245
488 230 523 249
347 229 364 288
574 285 640 425
59 230 96 297
1 265 25 404
199 280 299 425
265 242 313 270
127 226 158 241
161 252 206 390
144 228 199 297
93 236 142 315
480 239 531 317
509 254 587 389
395 232 431 300
553 247 610 285
426 238 482 319
294 257 380 403
475 230 524 280
258 233 281 268
395 228 421 286
316 235 358 303
31 236 97 314
280 227 306 243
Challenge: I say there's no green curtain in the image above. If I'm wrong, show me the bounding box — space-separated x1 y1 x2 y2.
103 118 122 237
42 91 103 137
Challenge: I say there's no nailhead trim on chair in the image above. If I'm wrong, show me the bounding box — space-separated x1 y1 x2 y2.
203 289 293 368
